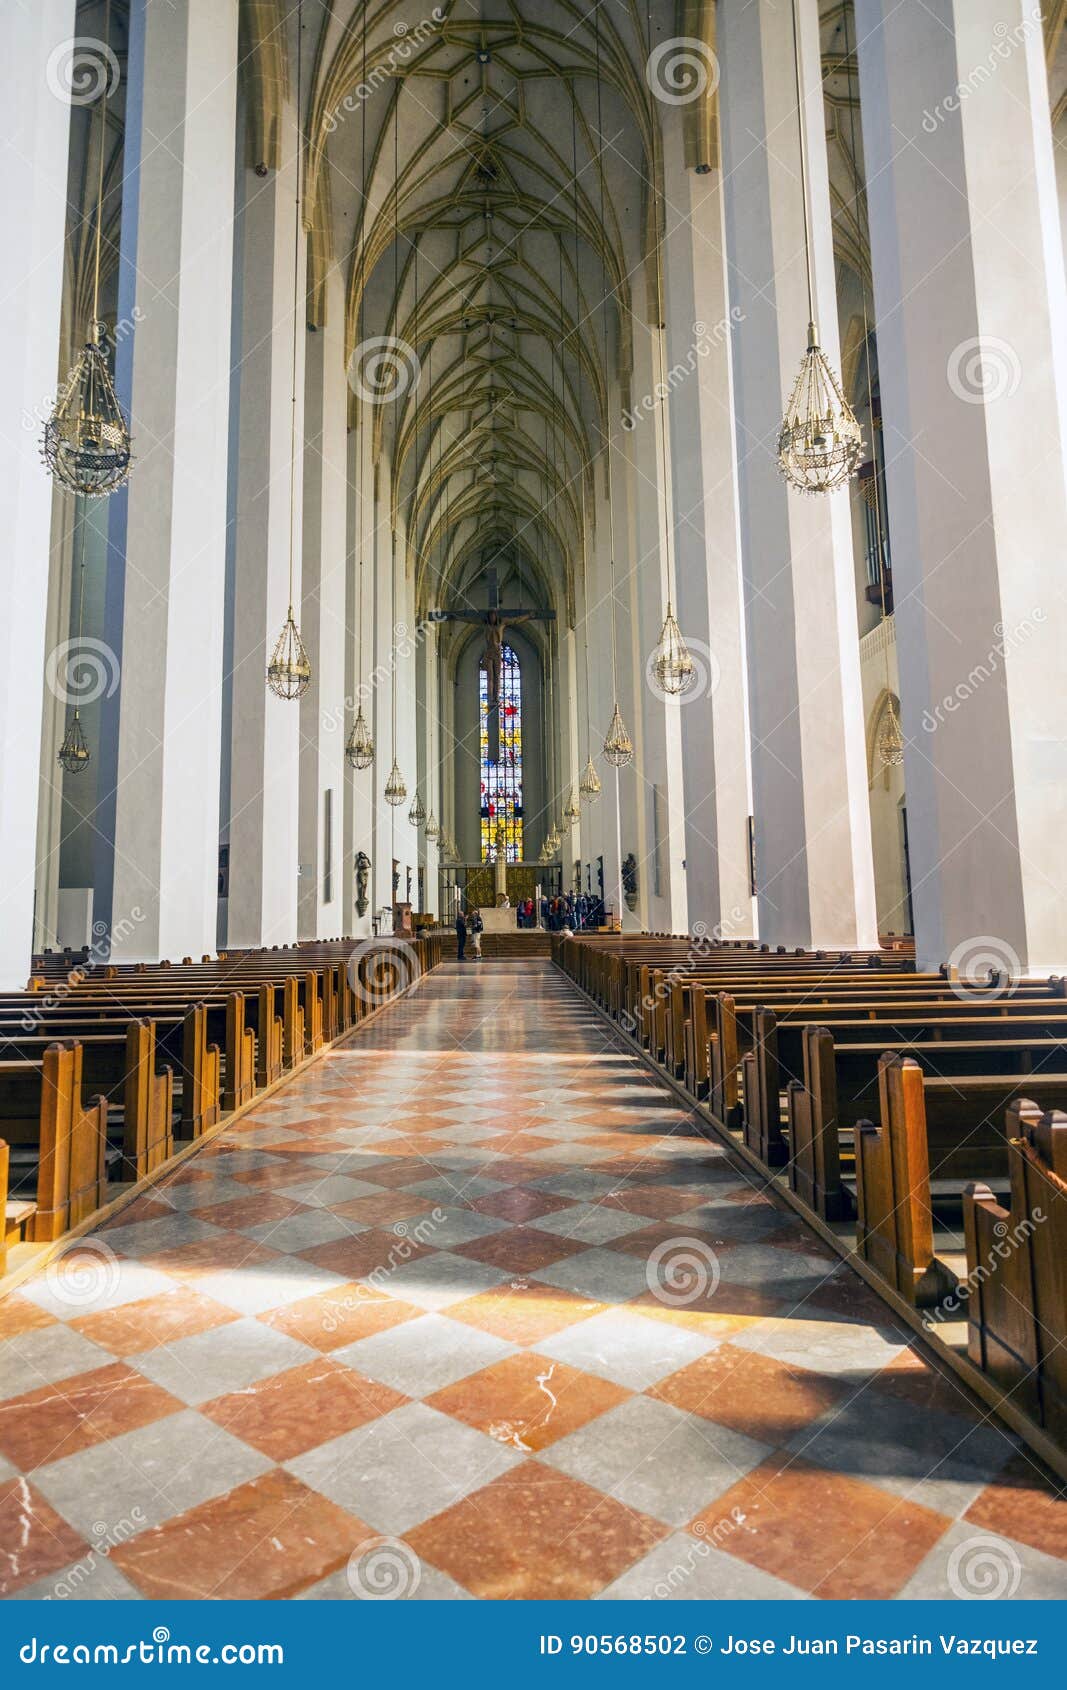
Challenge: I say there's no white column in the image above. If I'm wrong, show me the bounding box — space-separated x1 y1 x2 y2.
660 110 754 941
0 0 77 985
718 0 878 949
856 0 1067 973
298 269 347 939
104 0 238 961
226 97 305 950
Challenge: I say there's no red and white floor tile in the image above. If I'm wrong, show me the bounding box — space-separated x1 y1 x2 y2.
1 963 1064 1600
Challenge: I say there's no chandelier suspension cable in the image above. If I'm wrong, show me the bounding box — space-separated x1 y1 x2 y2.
90 0 111 331
571 99 600 805
776 0 863 494
408 231 426 828
384 88 408 813
841 1 901 767
645 0 694 698
594 2 633 770
58 505 92 773
347 15 374 765
267 0 312 697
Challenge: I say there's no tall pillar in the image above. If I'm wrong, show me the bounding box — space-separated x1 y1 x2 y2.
718 0 878 949
298 268 347 940
0 0 77 985
856 0 1067 973
660 108 754 941
101 0 238 961
226 89 305 950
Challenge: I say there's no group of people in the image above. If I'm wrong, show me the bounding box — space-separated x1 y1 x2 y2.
540 893 604 932
454 907 484 961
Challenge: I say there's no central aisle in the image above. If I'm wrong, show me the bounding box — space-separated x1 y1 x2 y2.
2 963 1060 1601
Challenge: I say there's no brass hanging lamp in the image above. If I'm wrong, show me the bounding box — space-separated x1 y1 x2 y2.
777 0 862 496
346 704 374 769
877 694 905 767
43 0 131 497
603 700 634 768
267 0 312 699
425 811 440 842
408 788 425 827
579 753 602 801
652 602 695 696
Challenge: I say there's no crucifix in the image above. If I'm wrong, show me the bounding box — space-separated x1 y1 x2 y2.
430 566 555 760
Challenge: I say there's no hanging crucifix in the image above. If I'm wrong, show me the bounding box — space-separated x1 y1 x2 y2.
430 566 555 760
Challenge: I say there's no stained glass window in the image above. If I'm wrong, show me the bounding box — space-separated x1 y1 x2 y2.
480 643 523 862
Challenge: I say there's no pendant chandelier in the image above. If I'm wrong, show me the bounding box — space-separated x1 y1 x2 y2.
346 49 374 766
777 0 862 496
346 704 374 769
565 790 580 828
644 2 696 701
385 757 407 807
579 753 602 802
651 602 695 696
877 694 904 767
267 0 311 699
425 811 440 842
603 700 634 768
408 788 425 827
593 9 633 771
43 0 131 497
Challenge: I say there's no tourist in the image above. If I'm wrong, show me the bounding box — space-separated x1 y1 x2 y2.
455 907 467 961
469 908 484 960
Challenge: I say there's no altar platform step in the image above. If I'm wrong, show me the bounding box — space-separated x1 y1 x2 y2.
438 931 554 959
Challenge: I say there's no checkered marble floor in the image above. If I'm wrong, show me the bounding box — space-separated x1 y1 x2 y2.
2 962 1065 1600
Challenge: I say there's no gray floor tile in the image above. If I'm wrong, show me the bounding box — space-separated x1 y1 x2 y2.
897 1520 1067 1600
240 1208 362 1252
335 1312 515 1396
32 1409 271 1538
535 1308 720 1390
597 1531 809 1600
541 1396 769 1526
365 1252 511 1311
0 1326 114 1401
129 1317 315 1404
731 1314 908 1377
286 1402 521 1534
9 1554 145 1602
531 1247 658 1304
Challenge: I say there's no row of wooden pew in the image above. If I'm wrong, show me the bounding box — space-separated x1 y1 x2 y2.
556 932 1067 1457
0 934 441 1270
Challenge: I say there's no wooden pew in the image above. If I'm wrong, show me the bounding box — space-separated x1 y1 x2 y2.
964 1102 1067 1444
0 1045 107 1241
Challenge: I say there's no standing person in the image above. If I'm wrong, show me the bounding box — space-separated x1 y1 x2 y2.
455 907 467 962
469 908 484 960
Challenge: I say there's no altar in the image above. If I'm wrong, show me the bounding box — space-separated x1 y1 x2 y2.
477 905 518 934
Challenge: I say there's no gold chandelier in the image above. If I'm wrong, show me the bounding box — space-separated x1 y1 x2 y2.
877 694 905 768
58 710 91 775
565 790 580 827
603 701 634 768
778 324 863 494
345 705 374 769
267 0 311 700
384 758 407 807
408 788 425 827
579 752 601 801
266 610 311 700
44 323 132 497
425 812 440 842
43 1 131 497
777 0 862 497
651 602 696 696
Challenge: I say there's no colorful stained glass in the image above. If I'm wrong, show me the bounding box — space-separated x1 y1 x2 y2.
480 643 524 862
